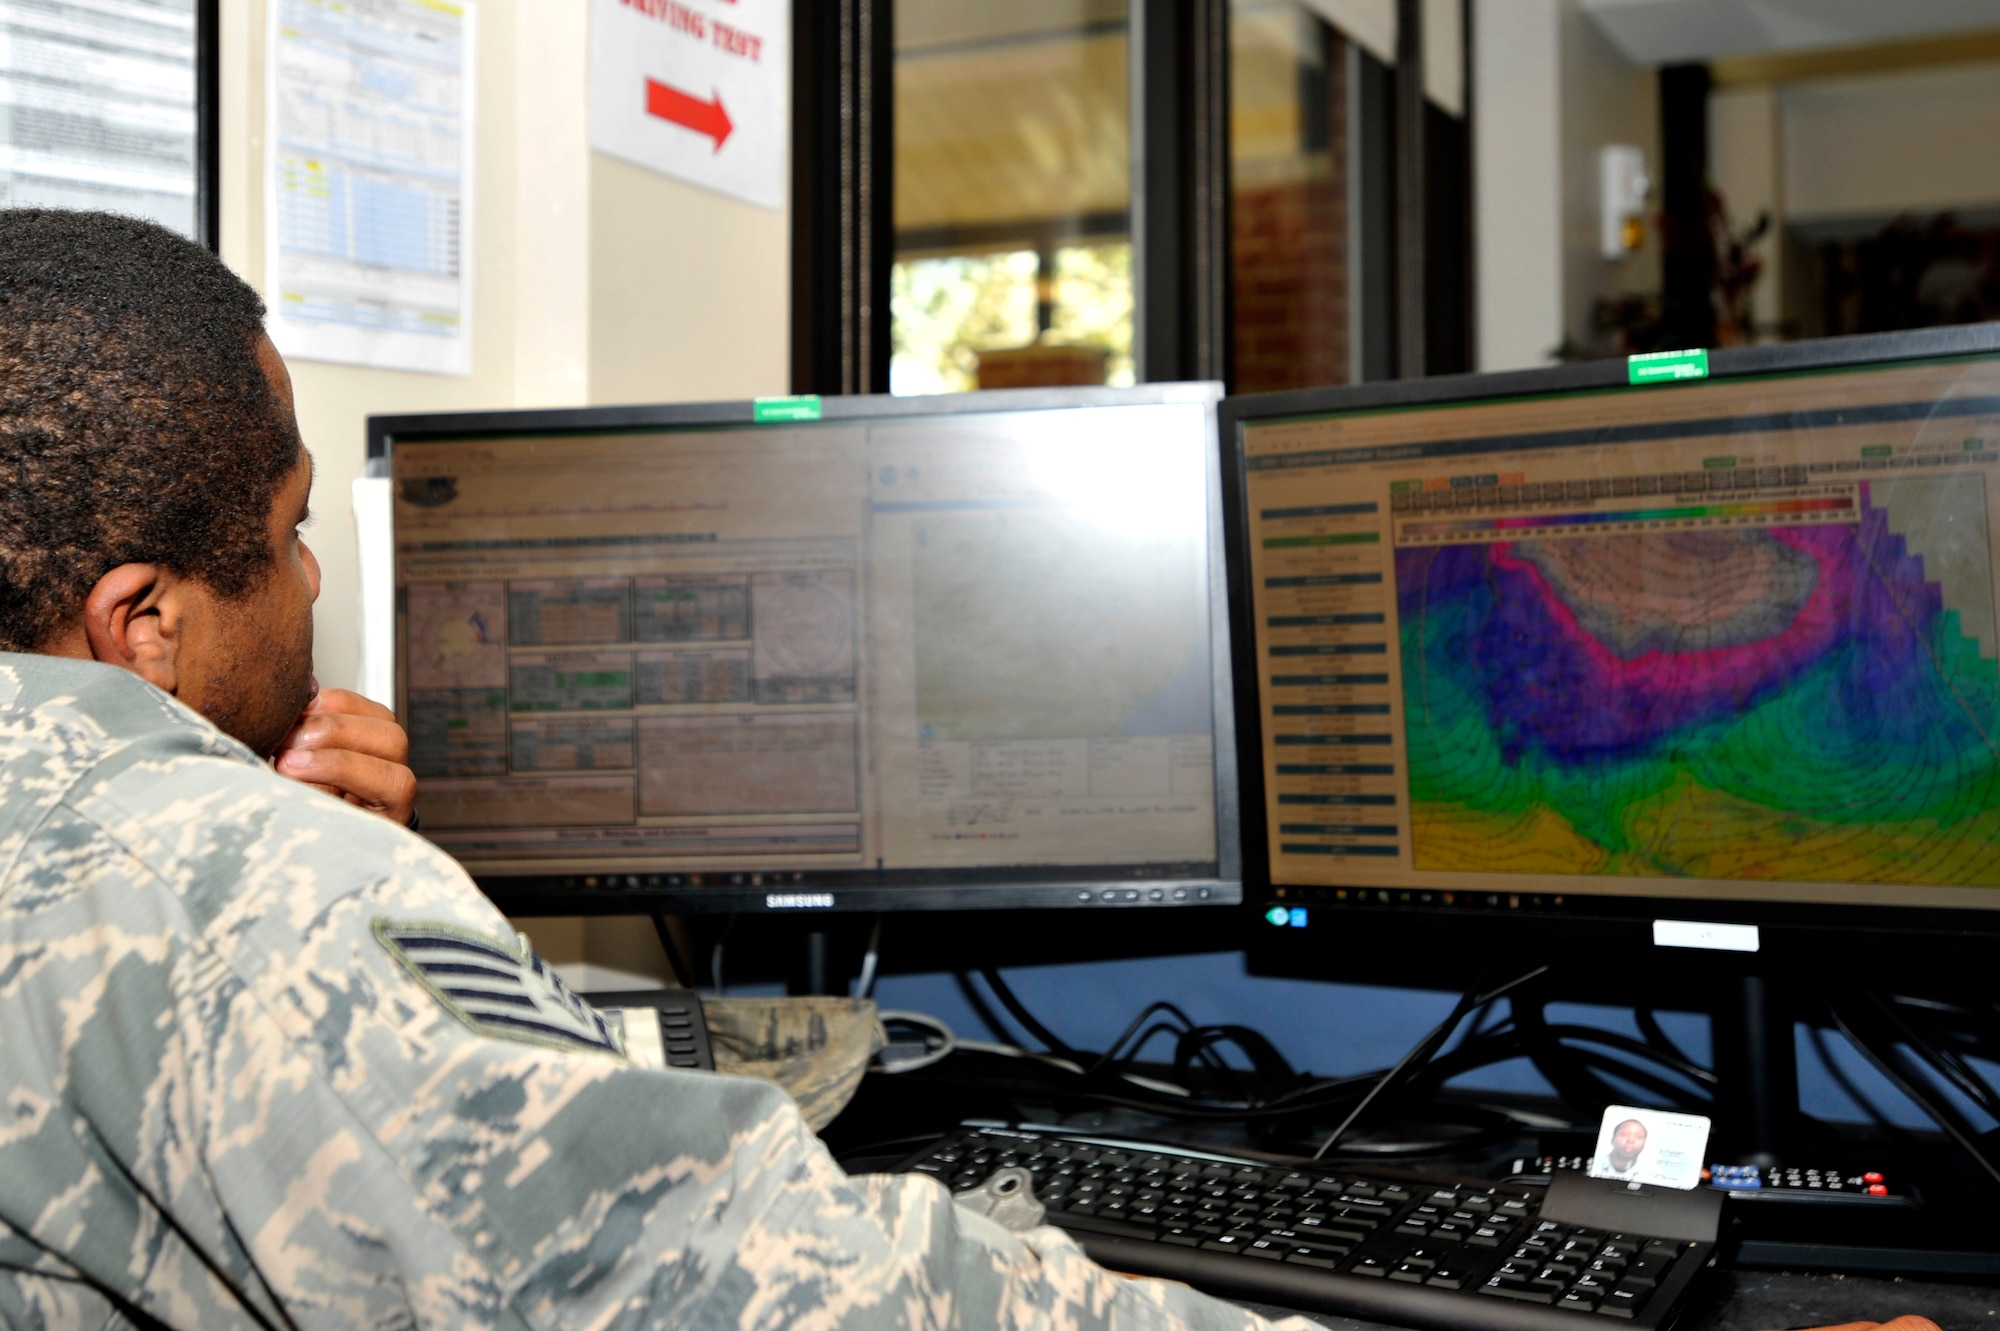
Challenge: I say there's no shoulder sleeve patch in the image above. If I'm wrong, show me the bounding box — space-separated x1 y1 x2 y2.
373 919 624 1058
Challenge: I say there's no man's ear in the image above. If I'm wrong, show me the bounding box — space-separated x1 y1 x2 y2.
82 563 183 696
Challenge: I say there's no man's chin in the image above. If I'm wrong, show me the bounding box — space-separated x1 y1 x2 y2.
226 673 316 759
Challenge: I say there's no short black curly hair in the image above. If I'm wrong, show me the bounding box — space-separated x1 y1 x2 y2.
0 209 301 652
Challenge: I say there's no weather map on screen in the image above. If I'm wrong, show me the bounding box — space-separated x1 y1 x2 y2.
1396 480 2000 886
1240 355 2000 909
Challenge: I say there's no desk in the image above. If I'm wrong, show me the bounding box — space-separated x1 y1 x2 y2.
1238 1272 2000 1330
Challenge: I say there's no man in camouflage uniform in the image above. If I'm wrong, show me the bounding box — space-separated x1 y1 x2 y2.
0 210 1301 1331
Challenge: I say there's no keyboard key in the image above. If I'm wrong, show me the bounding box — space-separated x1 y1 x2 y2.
1428 1267 1469 1290
1353 1257 1390 1278
1051 1212 1157 1241
1287 1241 1353 1262
1559 1291 1600 1312
1604 1287 1648 1315
1390 1265 1428 1283
1481 1280 1555 1305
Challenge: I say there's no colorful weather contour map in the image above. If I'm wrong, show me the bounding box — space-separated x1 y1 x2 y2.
1396 483 2000 886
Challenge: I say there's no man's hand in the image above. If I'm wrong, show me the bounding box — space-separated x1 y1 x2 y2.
274 687 418 827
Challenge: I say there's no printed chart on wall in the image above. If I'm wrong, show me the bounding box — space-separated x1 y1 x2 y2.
266 0 475 375
1242 359 2000 905
0 1 201 238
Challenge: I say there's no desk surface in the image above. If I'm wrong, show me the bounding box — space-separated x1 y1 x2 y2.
1242 1270 2000 1331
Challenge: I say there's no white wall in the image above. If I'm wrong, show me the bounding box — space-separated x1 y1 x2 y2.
219 0 790 990
1558 0 1659 351
1780 62 2000 222
1709 85 1782 333
1475 0 1659 370
1473 0 1563 370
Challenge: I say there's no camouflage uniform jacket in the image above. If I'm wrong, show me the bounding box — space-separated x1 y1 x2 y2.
0 654 1303 1331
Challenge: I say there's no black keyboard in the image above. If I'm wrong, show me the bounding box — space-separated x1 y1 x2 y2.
898 1126 1720 1331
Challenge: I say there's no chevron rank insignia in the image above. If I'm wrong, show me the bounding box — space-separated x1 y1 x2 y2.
374 920 622 1057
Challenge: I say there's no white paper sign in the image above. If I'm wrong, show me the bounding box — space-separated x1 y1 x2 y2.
0 1 200 240
1587 1105 1711 1191
588 0 787 210
266 0 476 376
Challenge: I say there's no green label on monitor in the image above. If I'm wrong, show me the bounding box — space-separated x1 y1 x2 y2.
1862 444 1893 459
753 395 823 422
1627 349 1709 385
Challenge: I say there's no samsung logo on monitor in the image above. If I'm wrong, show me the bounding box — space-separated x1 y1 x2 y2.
766 892 835 909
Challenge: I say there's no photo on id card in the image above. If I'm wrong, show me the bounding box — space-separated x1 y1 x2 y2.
1586 1104 1711 1190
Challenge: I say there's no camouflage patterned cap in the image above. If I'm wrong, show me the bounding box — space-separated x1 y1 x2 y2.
703 995 885 1130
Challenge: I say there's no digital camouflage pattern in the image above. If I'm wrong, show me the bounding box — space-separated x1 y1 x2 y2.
705 995 886 1131
0 653 1312 1331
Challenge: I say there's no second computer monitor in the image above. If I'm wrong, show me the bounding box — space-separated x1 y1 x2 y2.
1225 327 2000 931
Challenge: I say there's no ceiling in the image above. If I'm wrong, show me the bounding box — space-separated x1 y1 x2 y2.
1581 0 2000 65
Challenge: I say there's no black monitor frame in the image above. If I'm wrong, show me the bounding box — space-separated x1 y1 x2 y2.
1219 322 2000 962
370 383 1242 917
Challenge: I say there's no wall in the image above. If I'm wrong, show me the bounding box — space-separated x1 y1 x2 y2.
1474 0 1660 370
1778 61 2000 224
1707 85 1783 336
589 154 791 405
1472 0 1563 370
1557 0 1660 357
219 0 788 989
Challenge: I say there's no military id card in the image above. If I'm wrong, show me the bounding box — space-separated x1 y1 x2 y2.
1585 1104 1711 1190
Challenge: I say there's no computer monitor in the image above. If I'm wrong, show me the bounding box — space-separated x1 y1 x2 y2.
371 384 1239 915
1222 325 2000 949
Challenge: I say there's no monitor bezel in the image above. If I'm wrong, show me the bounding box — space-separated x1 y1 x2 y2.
372 383 1243 915
1219 322 2000 948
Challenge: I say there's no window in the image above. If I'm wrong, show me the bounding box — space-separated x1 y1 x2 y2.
890 2 1134 394
793 0 1470 396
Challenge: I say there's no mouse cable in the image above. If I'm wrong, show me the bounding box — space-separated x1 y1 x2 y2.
974 968 1084 1061
1825 990 2000 1195
1312 964 1548 1161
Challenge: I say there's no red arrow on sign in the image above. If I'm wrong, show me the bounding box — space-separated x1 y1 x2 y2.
646 79 732 150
